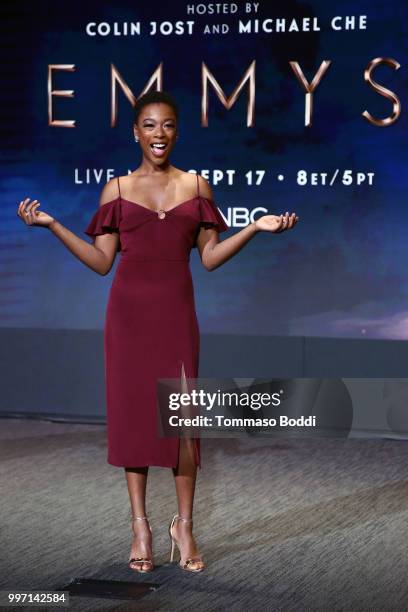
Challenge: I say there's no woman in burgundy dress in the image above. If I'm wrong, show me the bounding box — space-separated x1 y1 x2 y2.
17 91 298 573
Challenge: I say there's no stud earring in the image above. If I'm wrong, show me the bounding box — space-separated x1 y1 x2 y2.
134 137 139 142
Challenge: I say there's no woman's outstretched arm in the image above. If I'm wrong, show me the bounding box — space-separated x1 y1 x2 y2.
196 176 299 271
17 179 120 276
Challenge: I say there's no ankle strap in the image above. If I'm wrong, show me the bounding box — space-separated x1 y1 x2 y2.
131 515 149 522
176 515 193 523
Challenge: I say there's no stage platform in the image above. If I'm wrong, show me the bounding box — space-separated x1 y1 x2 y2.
1 416 408 611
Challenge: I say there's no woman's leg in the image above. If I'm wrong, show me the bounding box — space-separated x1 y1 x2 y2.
171 438 205 570
125 466 153 571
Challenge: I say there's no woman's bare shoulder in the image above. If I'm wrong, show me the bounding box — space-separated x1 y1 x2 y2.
175 169 211 198
99 177 120 206
195 173 213 200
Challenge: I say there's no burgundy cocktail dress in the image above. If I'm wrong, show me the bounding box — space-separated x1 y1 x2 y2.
84 174 229 468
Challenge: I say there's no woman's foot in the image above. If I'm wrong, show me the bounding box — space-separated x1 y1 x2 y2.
170 515 205 572
128 516 154 573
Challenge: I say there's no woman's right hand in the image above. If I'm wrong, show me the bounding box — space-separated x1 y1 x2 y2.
17 198 55 229
16 196 115 276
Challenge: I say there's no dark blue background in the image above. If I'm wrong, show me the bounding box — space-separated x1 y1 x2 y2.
1 0 407 338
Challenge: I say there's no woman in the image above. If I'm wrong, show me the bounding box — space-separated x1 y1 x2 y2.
17 91 298 574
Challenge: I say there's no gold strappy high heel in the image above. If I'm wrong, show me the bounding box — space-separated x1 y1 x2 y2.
128 516 154 573
168 514 205 572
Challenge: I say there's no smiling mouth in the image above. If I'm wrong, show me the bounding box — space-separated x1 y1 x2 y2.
150 142 168 157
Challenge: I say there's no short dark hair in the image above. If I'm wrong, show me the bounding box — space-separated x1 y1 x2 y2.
133 90 179 124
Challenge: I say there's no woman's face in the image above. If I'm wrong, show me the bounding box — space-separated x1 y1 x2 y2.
133 103 178 163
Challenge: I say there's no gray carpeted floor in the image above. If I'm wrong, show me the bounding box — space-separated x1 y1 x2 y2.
1 417 408 611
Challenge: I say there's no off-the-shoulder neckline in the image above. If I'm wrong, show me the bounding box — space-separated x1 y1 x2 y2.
99 195 214 215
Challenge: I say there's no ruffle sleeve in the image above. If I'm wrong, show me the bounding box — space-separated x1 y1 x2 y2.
84 200 121 252
192 197 229 249
198 197 229 233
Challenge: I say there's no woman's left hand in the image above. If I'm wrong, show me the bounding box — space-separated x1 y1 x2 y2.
254 211 299 233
